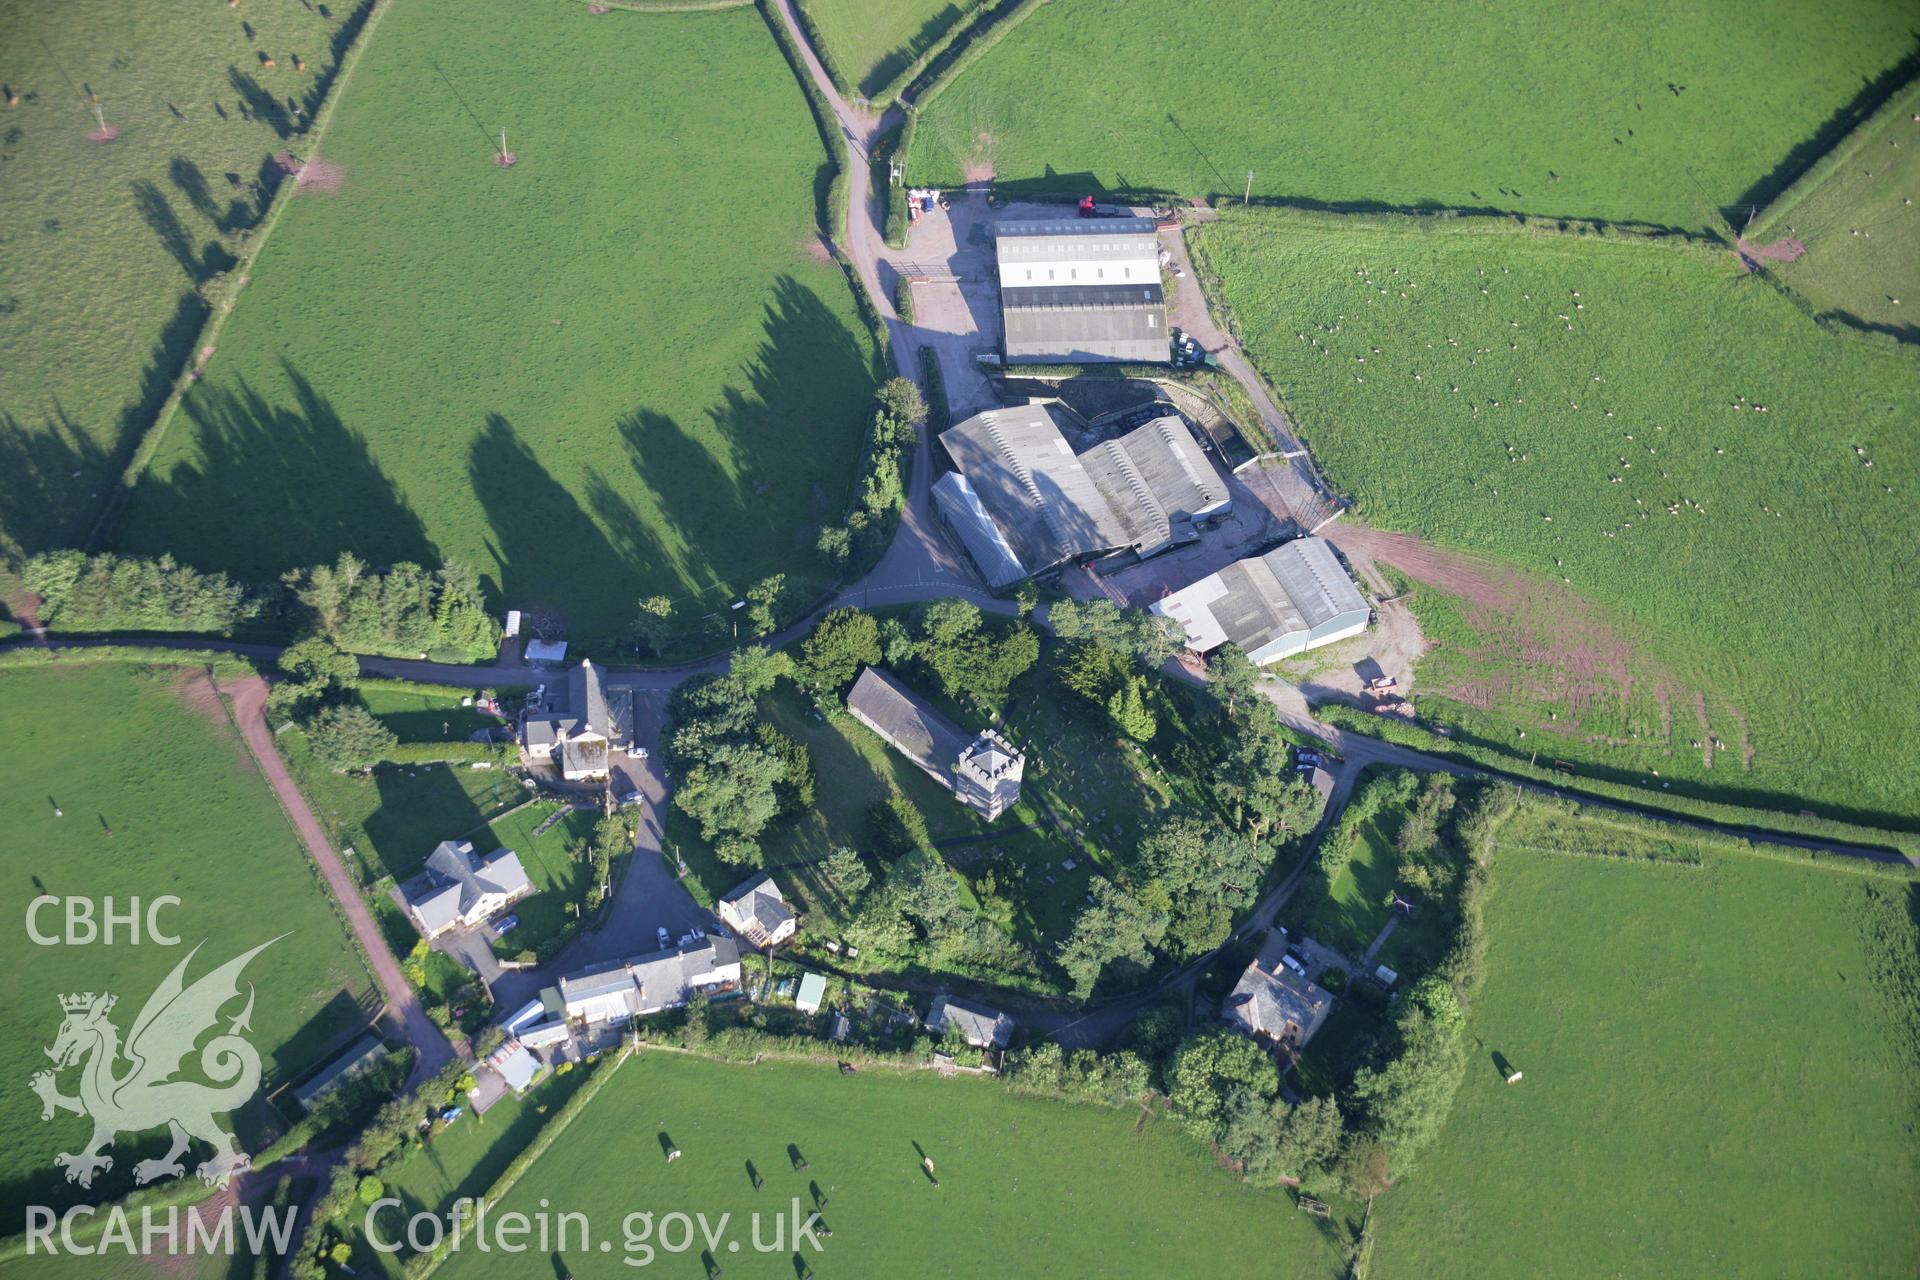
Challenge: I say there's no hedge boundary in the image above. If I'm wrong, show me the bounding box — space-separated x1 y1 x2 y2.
83 0 395 553
1748 77 1920 241
1313 704 1920 868
789 0 849 94
0 642 264 677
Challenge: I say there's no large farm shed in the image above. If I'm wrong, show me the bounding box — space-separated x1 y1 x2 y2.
933 404 1229 588
1150 538 1369 665
995 219 1168 364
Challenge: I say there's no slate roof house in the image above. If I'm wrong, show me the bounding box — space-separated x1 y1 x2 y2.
994 219 1168 364
1151 538 1370 666
718 875 798 948
547 935 743 1028
1223 954 1333 1050
404 839 532 938
522 659 633 781
845 667 1024 820
933 404 1227 588
927 994 1016 1050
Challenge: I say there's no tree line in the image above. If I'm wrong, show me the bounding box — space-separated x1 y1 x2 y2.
21 548 500 660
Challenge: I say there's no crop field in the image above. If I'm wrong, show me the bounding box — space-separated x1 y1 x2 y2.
1188 208 1920 826
429 1050 1346 1279
1371 841 1920 1276
801 0 974 99
1755 84 1920 341
0 0 360 557
910 0 1919 228
113 0 881 642
0 662 374 1218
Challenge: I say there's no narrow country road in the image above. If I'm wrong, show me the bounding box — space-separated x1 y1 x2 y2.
217 674 459 1087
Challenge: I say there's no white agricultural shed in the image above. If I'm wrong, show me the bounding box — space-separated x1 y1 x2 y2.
934 403 1228 588
995 219 1168 364
1151 538 1370 665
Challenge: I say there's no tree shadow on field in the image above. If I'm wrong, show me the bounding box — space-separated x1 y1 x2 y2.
169 155 257 235
130 180 234 284
615 275 872 598
0 407 112 560
115 360 437 580
228 66 293 139
469 414 664 640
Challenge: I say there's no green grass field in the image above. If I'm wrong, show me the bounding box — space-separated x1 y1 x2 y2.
1371 844 1920 1277
357 680 506 744
286 743 526 886
0 0 360 557
801 0 974 98
481 802 602 956
0 663 374 1218
1758 85 1920 342
1189 208 1920 826
910 0 1918 227
113 0 881 642
428 1050 1347 1279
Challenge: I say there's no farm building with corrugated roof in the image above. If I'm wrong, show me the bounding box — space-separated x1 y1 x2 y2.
1150 538 1370 665
932 403 1228 588
994 219 1168 364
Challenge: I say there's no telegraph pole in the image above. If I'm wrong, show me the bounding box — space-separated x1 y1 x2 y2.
1244 170 1253 206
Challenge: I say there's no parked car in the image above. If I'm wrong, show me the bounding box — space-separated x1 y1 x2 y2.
656 926 671 949
492 914 519 936
616 789 644 808
1281 952 1308 976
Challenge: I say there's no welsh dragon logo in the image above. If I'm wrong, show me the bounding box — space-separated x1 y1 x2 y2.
31 939 278 1191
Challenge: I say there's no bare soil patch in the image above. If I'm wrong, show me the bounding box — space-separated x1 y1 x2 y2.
1323 522 1748 765
963 131 997 184
1733 235 1806 272
297 157 347 192
801 234 833 263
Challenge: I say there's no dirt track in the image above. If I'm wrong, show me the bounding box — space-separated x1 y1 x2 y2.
215 675 457 1087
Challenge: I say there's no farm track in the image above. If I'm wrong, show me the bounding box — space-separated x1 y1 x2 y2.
215 674 459 1089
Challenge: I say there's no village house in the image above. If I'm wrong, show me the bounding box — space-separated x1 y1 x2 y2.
402 839 532 938
718 874 798 948
1222 948 1333 1051
927 994 1016 1050
521 659 633 782
542 935 743 1029
845 667 1025 819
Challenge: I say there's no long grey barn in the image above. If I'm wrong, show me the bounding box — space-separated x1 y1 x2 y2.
995 220 1168 364
1149 538 1370 665
933 403 1228 588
